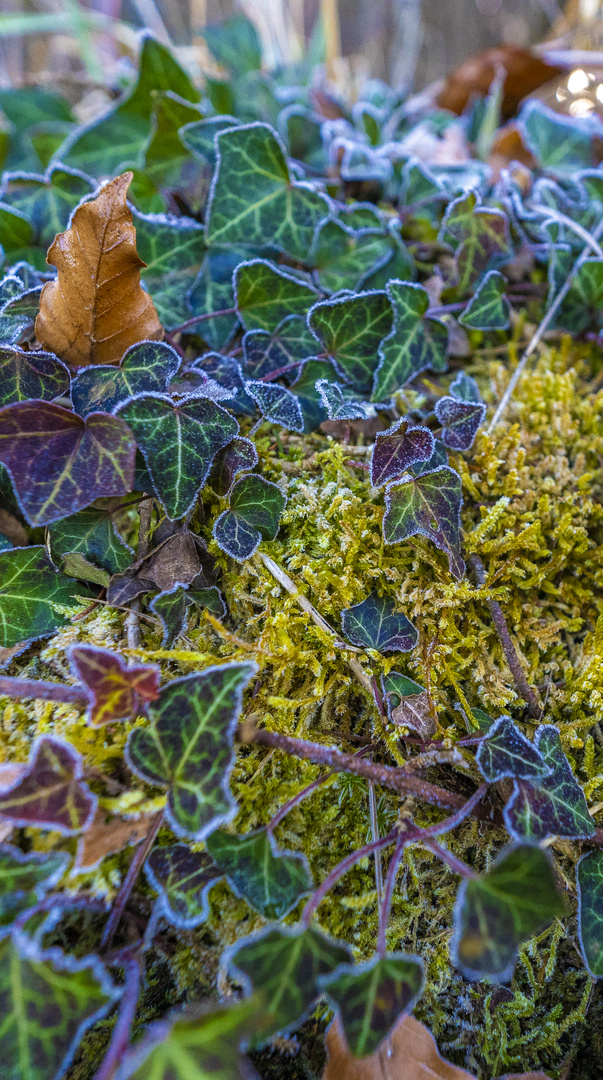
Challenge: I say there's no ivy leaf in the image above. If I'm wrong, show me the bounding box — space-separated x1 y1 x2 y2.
449 371 482 403
187 249 244 351
370 420 435 488
208 437 259 496
577 850 603 978
213 475 286 562
289 358 332 431
132 207 207 330
0 346 69 407
0 402 136 527
0 844 69 936
245 380 305 433
371 282 448 402
0 281 41 345
434 396 486 451
451 843 565 981
206 123 330 260
383 466 465 579
116 394 238 520
188 354 255 417
205 827 312 919
0 204 34 262
310 220 392 295
224 925 352 1038
142 92 204 205
0 735 96 834
315 379 372 421
126 663 256 840
145 843 221 928
318 954 425 1057
380 672 436 740
476 717 551 783
35 172 163 368
71 341 181 418
67 644 160 727
459 270 510 330
0 931 119 1080
518 99 595 174
308 291 393 394
150 583 226 648
341 591 417 654
48 505 134 576
504 725 595 841
242 315 318 381
554 258 603 334
204 12 262 74
440 191 511 295
0 546 94 650
0 165 95 250
234 259 318 332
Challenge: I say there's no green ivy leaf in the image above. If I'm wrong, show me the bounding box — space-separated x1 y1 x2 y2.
234 259 318 332
383 466 465 579
204 13 262 75
451 843 565 981
459 270 510 330
0 931 119 1080
71 340 181 418
206 123 330 260
0 346 69 407
213 474 286 561
440 191 511 295
150 583 226 648
0 203 35 261
48 504 134 576
224 925 352 1038
341 591 417 654
206 827 312 918
0 735 96 834
0 844 69 936
126 663 256 839
0 546 94 649
555 258 603 334
186 248 244 351
519 99 595 174
371 282 447 401
504 725 595 841
476 716 551 783
142 92 204 205
370 419 435 487
577 850 603 978
0 165 95 249
242 314 318 380
318 954 425 1057
308 290 393 394
310 220 392 295
245 380 305 432
145 843 221 928
131 208 206 330
117 394 238 520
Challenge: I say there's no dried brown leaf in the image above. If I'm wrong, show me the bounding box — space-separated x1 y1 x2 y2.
390 691 436 740
0 509 28 547
74 807 155 871
437 46 564 119
323 1015 475 1080
106 524 210 606
35 171 163 369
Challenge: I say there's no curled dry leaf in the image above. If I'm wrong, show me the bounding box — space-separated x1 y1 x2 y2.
74 807 157 872
323 1014 474 1079
35 171 163 368
437 46 564 119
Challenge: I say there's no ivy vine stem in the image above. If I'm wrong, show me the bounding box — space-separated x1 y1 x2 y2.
301 830 398 927
170 307 237 334
125 498 153 650
377 833 407 956
101 809 164 951
0 676 89 708
93 954 142 1080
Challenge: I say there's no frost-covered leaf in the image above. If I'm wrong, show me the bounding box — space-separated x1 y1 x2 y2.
117 394 238 519
189 354 255 417
0 546 94 649
449 371 482 403
315 379 372 421
476 717 551 783
319 954 425 1057
440 191 511 294
504 726 595 841
132 207 206 330
68 644 160 727
234 259 317 332
577 850 603 978
0 165 94 250
208 437 259 496
242 315 318 381
35 172 163 368
145 843 220 928
434 396 486 451
126 664 256 839
518 99 597 174
213 475 286 561
245 380 304 432
206 123 330 260
310 220 391 295
71 341 180 418
380 672 435 739
451 844 564 981
372 282 448 401
206 827 312 918
383 466 465 578
0 736 96 834
48 504 134 576
224 925 351 1037
0 931 119 1080
289 358 332 431
308 291 393 394
0 402 136 526
554 258 603 334
459 270 510 330
370 420 435 488
186 248 243 351
150 583 226 648
0 844 69 936
341 591 417 654
0 346 68 409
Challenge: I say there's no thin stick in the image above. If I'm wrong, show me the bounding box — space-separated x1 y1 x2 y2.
301 831 397 926
368 781 384 906
0 677 89 709
531 206 603 258
469 555 541 719
488 217 603 433
93 954 142 1080
101 810 164 951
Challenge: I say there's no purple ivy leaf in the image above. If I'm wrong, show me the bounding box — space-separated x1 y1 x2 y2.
476 716 552 783
383 465 465 578
67 644 160 727
207 436 258 496
370 419 435 487
315 379 372 421
242 314 322 380
0 736 96 834
449 371 482 403
0 402 136 526
504 725 595 841
341 591 417 653
435 396 486 451
244 380 305 433
145 843 221 928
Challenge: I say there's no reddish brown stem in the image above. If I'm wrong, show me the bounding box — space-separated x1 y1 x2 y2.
301 830 398 926
171 308 236 334
94 954 142 1080
101 810 164 951
0 676 89 709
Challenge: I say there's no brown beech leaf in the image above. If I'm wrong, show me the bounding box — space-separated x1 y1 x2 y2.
437 46 564 119
74 807 156 872
391 691 436 741
35 171 163 369
323 1015 474 1080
